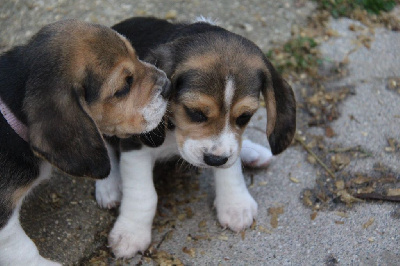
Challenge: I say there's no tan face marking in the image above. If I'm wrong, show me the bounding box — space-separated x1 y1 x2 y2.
42 21 168 138
175 51 266 77
88 57 167 137
172 93 223 147
168 42 269 167
172 90 260 168
231 96 259 120
63 29 169 138
176 53 220 73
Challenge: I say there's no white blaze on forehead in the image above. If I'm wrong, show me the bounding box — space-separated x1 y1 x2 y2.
213 76 238 161
222 76 236 153
224 77 235 110
178 76 241 168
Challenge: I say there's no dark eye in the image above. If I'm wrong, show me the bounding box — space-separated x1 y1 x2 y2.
184 106 208 123
114 75 133 98
236 112 253 127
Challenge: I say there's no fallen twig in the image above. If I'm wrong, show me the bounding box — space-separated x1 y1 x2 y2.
329 146 373 157
156 230 174 249
354 192 400 202
294 134 336 179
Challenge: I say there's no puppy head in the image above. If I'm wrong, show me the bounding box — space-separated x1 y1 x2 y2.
150 31 295 168
23 20 169 178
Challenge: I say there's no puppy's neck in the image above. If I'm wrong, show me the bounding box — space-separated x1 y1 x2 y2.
0 96 28 142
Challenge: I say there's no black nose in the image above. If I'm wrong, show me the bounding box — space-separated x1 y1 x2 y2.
160 79 171 99
203 153 228 167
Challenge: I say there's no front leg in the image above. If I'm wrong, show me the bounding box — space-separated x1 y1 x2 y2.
95 142 122 209
108 150 157 258
213 159 257 232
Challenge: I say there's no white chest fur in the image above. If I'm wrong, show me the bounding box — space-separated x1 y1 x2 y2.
148 130 180 161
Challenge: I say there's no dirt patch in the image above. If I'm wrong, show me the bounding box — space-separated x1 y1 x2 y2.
265 2 400 213
302 163 400 211
80 159 203 265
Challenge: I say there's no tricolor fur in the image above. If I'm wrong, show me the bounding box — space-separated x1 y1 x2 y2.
0 19 169 265
96 17 296 259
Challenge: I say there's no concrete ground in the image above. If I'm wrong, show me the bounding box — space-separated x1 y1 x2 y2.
1 0 399 265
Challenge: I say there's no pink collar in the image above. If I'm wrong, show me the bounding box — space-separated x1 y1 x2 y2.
0 96 29 142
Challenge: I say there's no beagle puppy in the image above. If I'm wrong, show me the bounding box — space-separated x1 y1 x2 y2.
0 19 169 265
95 17 296 258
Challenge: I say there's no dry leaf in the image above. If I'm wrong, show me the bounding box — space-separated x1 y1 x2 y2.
385 138 400 152
307 155 317 164
335 180 345 190
351 176 371 185
241 231 245 240
268 206 284 228
387 78 400 93
258 181 268 186
334 212 349 219
387 188 400 197
185 207 194 219
177 214 186 221
311 212 318 220
258 226 272 234
290 177 300 183
218 235 229 241
357 187 375 194
331 154 351 171
303 190 313 207
250 220 257 230
153 251 184 266
363 218 375 229
337 189 362 205
198 220 207 228
325 28 339 37
325 126 335 138
182 247 196 258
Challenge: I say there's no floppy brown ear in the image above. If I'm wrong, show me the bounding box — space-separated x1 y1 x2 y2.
24 81 110 179
262 57 296 155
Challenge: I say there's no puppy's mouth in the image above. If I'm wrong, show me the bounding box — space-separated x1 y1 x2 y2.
142 96 168 133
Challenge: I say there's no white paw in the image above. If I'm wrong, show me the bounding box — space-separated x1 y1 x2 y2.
108 217 152 258
240 139 273 168
95 174 122 209
214 192 258 232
